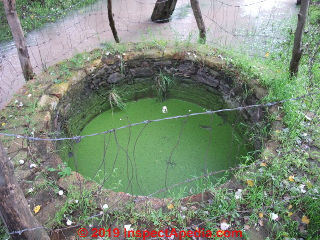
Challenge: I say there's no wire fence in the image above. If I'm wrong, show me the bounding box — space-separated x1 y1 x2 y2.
1 0 318 239
0 0 298 109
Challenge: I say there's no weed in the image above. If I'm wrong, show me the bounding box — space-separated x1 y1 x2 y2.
108 89 126 111
155 71 175 101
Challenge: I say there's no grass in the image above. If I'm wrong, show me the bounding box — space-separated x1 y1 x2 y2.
0 0 98 43
0 2 319 239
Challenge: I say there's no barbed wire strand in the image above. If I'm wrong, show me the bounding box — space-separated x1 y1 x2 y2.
1 91 318 142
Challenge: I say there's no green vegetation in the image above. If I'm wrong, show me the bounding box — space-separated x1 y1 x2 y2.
155 71 175 101
0 1 319 239
0 0 98 43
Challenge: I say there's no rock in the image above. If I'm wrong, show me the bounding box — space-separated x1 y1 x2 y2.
35 198 66 228
107 72 125 84
193 68 220 88
102 55 118 65
38 95 59 111
14 168 35 182
130 67 154 78
34 111 51 130
70 70 86 84
177 62 196 76
57 171 85 190
48 82 70 99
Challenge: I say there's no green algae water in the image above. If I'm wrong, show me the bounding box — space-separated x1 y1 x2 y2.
68 98 249 197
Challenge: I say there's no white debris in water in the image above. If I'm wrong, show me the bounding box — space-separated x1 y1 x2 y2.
162 106 168 113
29 163 37 169
58 190 64 196
19 159 25 165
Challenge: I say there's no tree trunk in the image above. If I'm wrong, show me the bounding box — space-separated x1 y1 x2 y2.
0 142 50 240
107 0 120 43
3 0 34 81
190 0 206 43
289 0 310 76
151 0 178 23
297 0 301 5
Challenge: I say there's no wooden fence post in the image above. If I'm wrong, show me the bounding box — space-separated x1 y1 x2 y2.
107 0 120 43
3 0 34 81
151 0 178 23
190 0 206 43
289 0 310 76
0 142 50 240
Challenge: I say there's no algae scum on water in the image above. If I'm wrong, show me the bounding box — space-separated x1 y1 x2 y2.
67 98 250 198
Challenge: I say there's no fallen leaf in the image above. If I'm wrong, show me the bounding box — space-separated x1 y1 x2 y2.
34 205 41 214
288 212 293 217
288 204 293 210
246 179 254 187
260 162 267 167
167 203 174 210
288 175 295 182
302 215 310 224
265 52 270 58
259 212 264 218
1 123 5 127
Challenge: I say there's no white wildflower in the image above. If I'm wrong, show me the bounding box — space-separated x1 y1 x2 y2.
66 219 72 226
106 52 110 56
188 109 192 112
220 221 230 230
27 94 32 98
28 188 34 193
102 204 109 210
14 99 18 104
270 213 279 221
235 189 243 200
19 159 25 165
18 102 23 107
58 190 64 196
89 224 93 228
29 163 37 169
162 106 168 113
299 184 306 193
124 224 133 231
75 200 79 204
